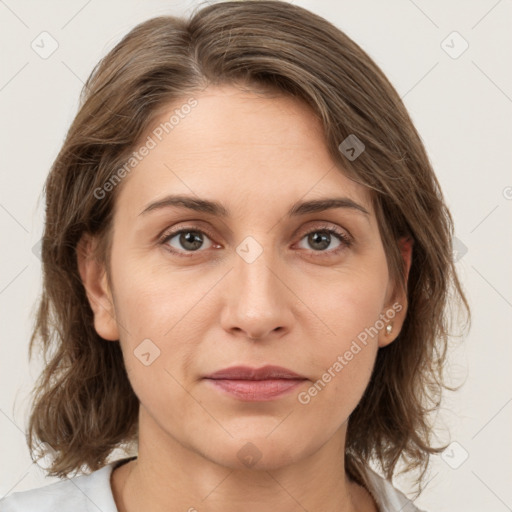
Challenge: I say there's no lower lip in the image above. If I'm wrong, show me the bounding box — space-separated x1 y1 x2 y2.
205 378 306 401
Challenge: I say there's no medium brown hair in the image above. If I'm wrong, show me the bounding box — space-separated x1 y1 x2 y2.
26 0 469 496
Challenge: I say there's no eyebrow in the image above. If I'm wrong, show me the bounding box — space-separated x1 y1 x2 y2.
138 194 370 218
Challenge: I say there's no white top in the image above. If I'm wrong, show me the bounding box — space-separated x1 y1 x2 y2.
0 457 426 512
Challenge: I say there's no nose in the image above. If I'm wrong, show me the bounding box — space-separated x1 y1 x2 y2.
220 247 293 341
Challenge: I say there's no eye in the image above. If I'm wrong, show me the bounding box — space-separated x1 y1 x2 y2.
296 226 352 256
159 224 352 258
160 228 215 256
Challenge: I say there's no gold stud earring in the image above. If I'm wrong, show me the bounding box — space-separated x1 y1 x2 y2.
385 324 393 335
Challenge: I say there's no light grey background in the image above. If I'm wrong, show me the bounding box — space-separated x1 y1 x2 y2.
1 1 511 511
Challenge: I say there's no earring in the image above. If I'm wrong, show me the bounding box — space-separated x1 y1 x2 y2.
385 324 393 335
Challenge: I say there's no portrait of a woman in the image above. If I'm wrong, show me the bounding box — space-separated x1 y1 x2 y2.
1 1 470 511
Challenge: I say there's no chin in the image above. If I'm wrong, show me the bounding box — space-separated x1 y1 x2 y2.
200 431 313 471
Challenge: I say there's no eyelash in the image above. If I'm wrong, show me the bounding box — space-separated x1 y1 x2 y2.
158 224 353 258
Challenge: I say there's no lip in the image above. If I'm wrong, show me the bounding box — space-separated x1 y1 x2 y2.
204 365 308 402
205 365 305 380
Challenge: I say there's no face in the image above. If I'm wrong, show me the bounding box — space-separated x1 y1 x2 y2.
79 84 410 471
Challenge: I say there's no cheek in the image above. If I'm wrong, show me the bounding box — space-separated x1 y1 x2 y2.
114 275 198 377
297 259 388 402
296 281 383 430
111 246 193 335
110 252 220 394
332 280 388 342
299 257 390 345
112 267 197 421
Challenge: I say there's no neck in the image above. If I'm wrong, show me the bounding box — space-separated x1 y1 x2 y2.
111 408 377 512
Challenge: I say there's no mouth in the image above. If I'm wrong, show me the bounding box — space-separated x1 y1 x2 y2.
203 365 308 401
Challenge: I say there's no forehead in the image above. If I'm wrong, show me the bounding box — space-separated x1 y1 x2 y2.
115 84 372 217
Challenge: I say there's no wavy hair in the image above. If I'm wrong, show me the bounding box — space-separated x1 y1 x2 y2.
26 0 470 497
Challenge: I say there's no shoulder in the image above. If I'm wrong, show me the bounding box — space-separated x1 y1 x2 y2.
0 459 126 512
362 465 428 512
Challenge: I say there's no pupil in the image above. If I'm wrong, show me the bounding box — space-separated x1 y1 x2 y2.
309 232 329 251
181 231 203 251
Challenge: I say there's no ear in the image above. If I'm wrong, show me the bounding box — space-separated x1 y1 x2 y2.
378 236 413 348
76 233 119 341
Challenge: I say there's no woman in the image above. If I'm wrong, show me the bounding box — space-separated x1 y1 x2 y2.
1 1 469 511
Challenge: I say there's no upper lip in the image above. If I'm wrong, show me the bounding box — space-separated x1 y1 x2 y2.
205 365 306 380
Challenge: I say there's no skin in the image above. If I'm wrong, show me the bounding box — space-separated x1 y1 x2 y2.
78 84 412 512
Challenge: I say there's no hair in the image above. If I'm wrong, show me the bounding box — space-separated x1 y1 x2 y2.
26 0 470 497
